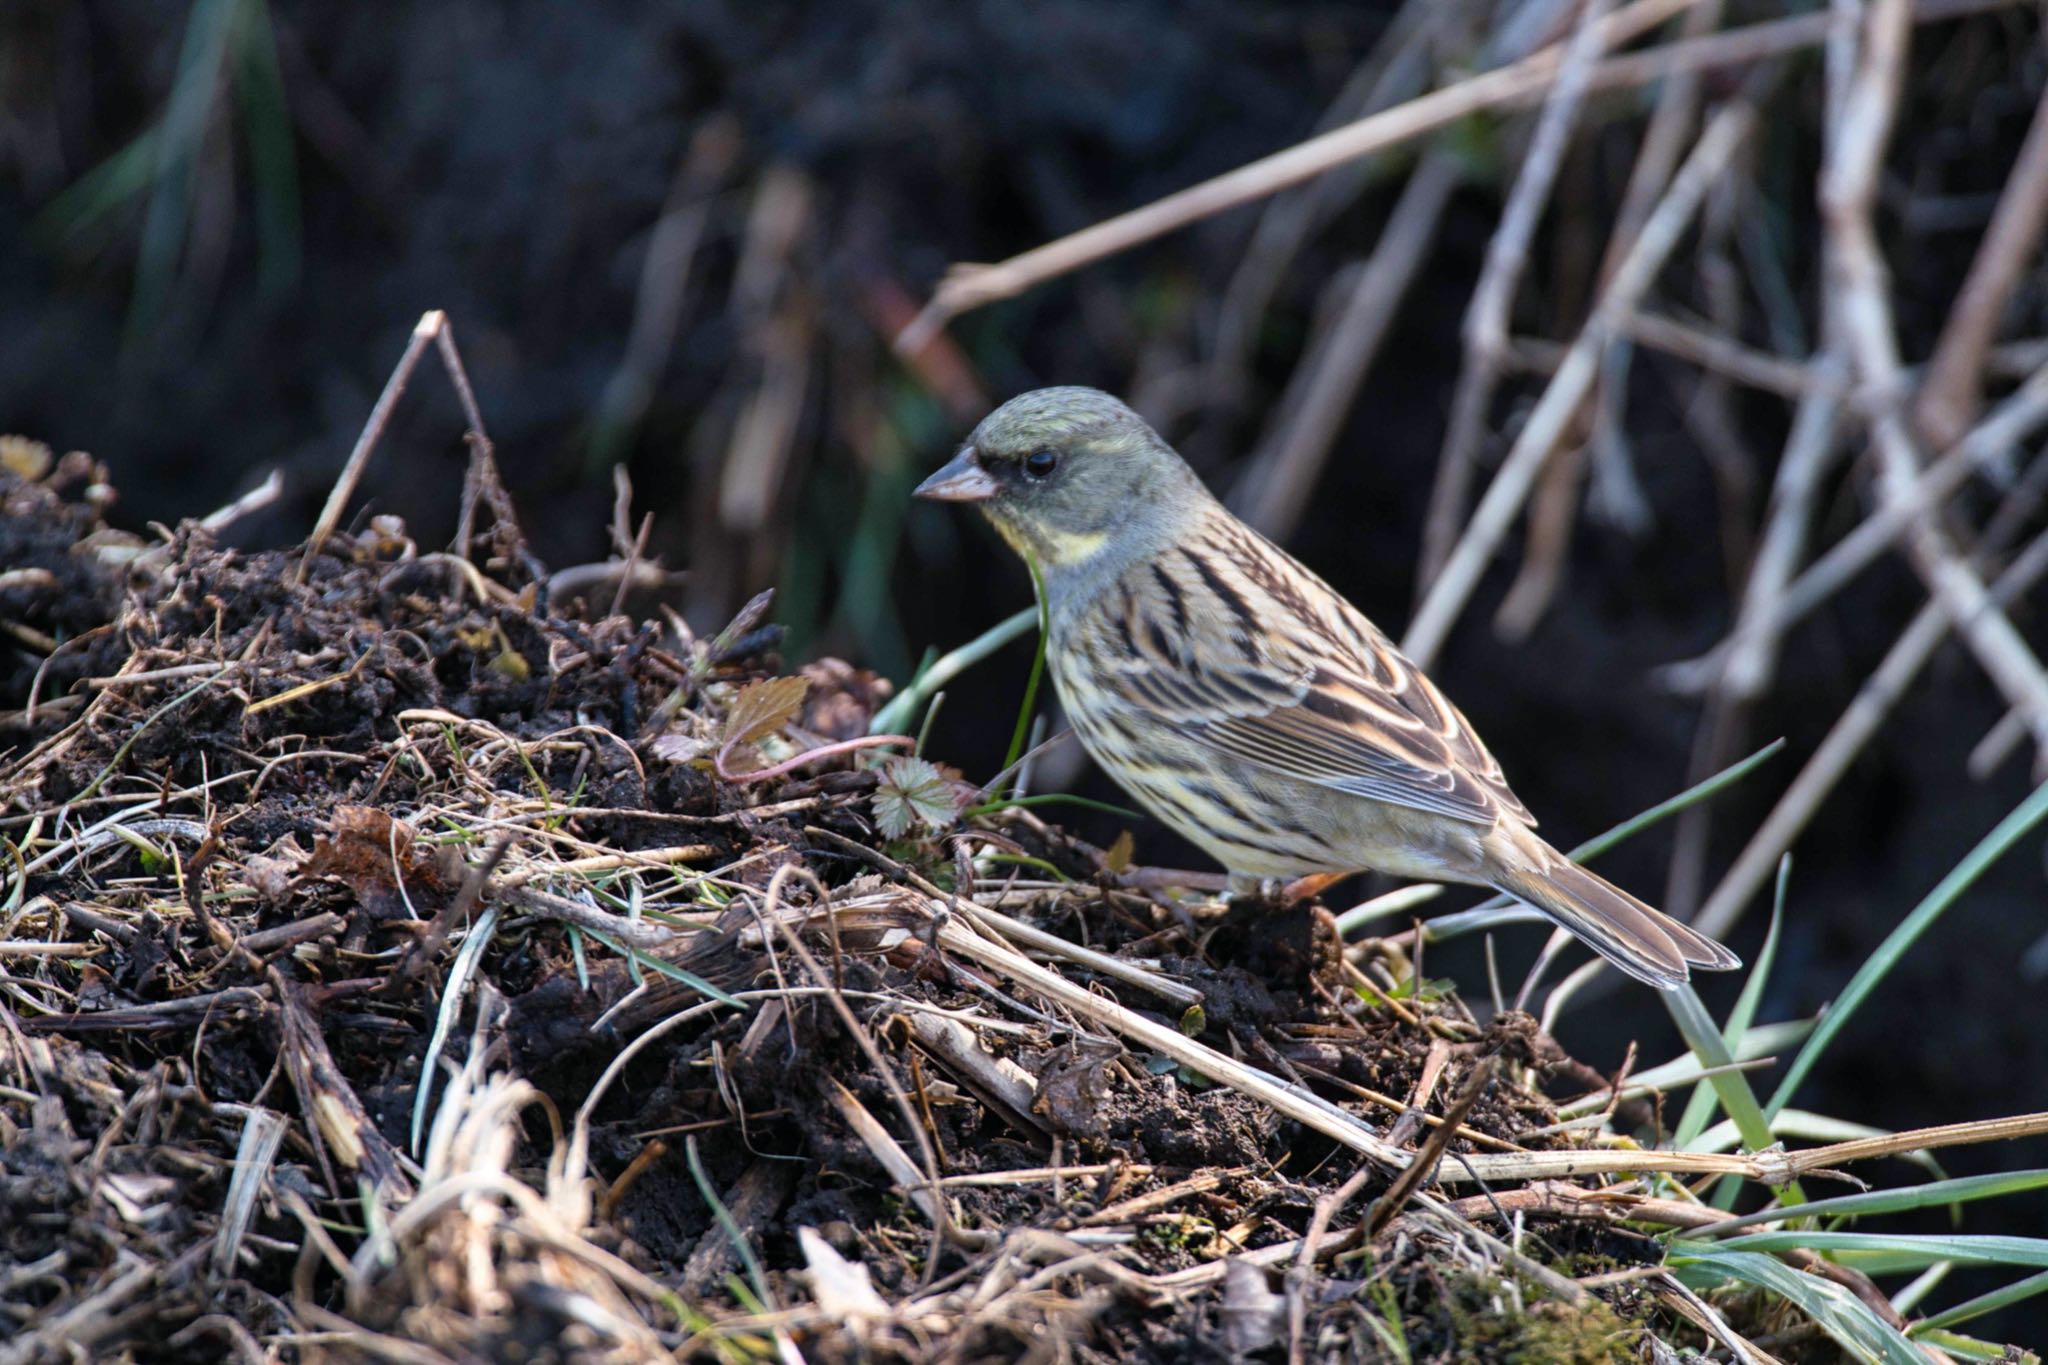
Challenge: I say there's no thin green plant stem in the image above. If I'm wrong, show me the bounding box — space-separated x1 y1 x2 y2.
1 834 30 919
1724 857 1787 1043
36 128 163 244
980 852 1069 880
913 690 946 757
1668 1245 1922 1365
963 793 1143 820
76 674 223 802
1330 884 1445 937
1890 1262 1952 1318
234 0 301 296
580 928 745 1008
1676 856 1787 1152
1552 1018 1814 1121
410 903 501 1155
1001 558 1051 783
1910 1327 2026 1361
869 607 1037 736
132 0 245 345
1767 779 2048 1119
685 1134 776 1311
1714 1231 2048 1270
568 924 590 992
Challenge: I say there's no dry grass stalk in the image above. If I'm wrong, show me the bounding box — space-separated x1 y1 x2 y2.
1825 0 2048 769
1230 149 1465 540
1914 81 2048 448
899 0 2014 352
901 0 1721 349
1419 0 1620 586
1404 91 1760 667
1695 524 2048 937
1664 360 2048 696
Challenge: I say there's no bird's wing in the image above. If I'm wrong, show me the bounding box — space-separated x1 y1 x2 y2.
1079 518 1535 828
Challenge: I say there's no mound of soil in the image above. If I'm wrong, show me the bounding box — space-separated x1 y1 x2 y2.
0 451 2020 1361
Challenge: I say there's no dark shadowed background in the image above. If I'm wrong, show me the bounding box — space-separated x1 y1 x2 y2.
5 0 2047 1339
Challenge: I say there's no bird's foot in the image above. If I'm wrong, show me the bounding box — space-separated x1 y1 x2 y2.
1280 871 1348 904
1224 871 1347 913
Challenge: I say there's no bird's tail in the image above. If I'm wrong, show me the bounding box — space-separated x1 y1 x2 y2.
1488 839 1739 990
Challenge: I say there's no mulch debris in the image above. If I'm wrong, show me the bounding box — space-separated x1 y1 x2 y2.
0 451 1897 1362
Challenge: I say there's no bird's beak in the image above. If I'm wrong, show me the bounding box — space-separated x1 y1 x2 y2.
913 446 999 503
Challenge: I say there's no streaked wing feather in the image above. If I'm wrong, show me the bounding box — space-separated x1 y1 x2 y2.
1086 521 1535 829
1193 712 1504 823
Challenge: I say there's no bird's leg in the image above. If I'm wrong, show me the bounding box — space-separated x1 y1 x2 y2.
1225 871 1346 909
1279 871 1347 904
1225 872 1276 901
1223 873 1286 920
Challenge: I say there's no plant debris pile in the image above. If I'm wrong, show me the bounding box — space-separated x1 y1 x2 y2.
0 454 1994 1362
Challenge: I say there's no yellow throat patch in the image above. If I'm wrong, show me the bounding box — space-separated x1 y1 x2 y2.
988 514 1107 568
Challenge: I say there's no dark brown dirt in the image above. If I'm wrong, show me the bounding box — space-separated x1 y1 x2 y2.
0 460 1961 1362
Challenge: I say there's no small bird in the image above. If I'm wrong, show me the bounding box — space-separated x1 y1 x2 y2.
913 386 1739 989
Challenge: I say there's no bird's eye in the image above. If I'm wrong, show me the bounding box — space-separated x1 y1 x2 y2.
1023 449 1059 480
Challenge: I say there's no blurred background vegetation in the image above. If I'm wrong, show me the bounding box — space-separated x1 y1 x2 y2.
5 0 2048 1334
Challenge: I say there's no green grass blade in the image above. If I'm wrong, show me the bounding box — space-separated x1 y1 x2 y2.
913 687 946 757
1913 1268 2048 1333
1725 855 1787 1043
1690 1169 2048 1237
1553 1017 1814 1121
1668 1244 1923 1365
1675 857 1788 1150
1716 1231 2048 1270
1572 738 1786 863
1331 884 1445 936
1389 904 1547 943
1908 1327 2032 1361
1767 779 2048 1118
234 0 302 297
411 903 502 1156
1662 982 1801 1204
963 792 1143 820
34 129 164 244
685 1134 776 1311
1890 1261 1952 1317
131 0 244 343
580 928 746 1008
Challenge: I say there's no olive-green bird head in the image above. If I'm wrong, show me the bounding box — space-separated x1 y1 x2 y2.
913 386 1204 570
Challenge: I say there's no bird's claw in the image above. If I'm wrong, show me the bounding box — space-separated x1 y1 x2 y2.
1223 871 1345 913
